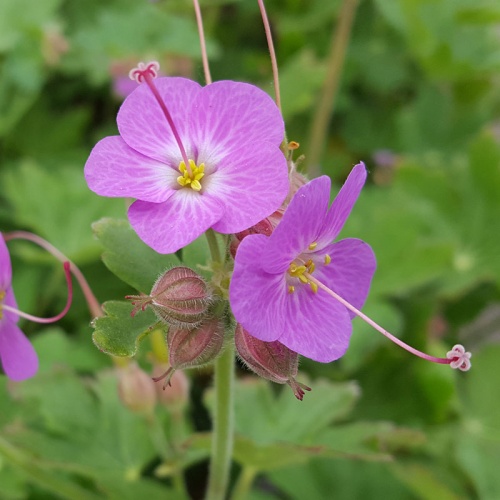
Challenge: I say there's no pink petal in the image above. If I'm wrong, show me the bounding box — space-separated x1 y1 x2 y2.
118 77 202 164
0 321 38 381
127 190 224 254
209 143 289 233
263 176 332 274
317 163 367 246
230 234 287 342
190 81 285 166
84 136 178 202
278 285 352 363
316 238 376 319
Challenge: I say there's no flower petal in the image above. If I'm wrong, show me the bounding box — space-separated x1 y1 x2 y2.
230 235 287 342
315 238 376 319
278 282 352 363
0 321 38 381
317 163 367 245
190 80 285 166
0 235 12 291
209 143 289 233
263 176 331 274
127 190 224 254
84 136 178 202
117 77 202 164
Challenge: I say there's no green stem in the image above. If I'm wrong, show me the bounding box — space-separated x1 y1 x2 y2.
306 0 359 176
205 228 222 264
0 436 100 500
205 342 235 500
231 466 258 500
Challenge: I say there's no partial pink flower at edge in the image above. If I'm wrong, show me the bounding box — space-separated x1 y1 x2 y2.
0 236 38 381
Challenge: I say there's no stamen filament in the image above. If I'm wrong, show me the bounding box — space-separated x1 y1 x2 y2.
192 0 212 85
257 0 282 112
304 272 469 368
131 64 192 175
2 262 72 323
3 231 102 318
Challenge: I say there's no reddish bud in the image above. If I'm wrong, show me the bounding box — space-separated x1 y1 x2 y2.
235 324 311 401
153 318 224 389
127 267 211 328
117 362 157 414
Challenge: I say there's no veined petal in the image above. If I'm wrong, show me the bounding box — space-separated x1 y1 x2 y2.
191 81 285 167
315 238 376 319
84 136 178 202
317 163 367 246
209 143 289 233
128 190 224 254
278 282 352 363
230 234 287 342
118 77 202 164
0 236 12 290
263 176 331 274
0 321 38 381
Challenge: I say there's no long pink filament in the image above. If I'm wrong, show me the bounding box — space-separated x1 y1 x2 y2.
304 272 451 365
257 0 282 112
193 0 212 85
2 262 72 323
4 231 102 318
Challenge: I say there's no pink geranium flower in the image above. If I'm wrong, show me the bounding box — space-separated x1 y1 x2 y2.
230 163 376 362
85 65 289 254
0 237 39 381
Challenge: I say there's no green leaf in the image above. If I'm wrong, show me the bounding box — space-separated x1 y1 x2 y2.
92 218 180 294
92 301 158 357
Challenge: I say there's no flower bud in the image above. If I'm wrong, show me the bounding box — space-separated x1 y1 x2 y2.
117 362 157 414
235 324 311 400
127 267 211 328
153 318 225 388
230 218 274 258
153 364 190 412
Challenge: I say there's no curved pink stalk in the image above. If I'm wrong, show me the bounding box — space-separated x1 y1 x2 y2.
2 262 73 323
3 231 102 318
305 272 471 370
193 0 212 85
257 0 281 112
129 62 192 174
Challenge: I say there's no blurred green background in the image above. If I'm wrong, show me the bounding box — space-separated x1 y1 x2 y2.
1 0 500 498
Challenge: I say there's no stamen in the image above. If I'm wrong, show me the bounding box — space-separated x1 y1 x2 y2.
176 160 205 191
257 0 282 112
288 141 300 150
308 242 318 250
324 254 331 265
129 61 192 175
1 262 73 324
288 285 295 294
303 272 472 371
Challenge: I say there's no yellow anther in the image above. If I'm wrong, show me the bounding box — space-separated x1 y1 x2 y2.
308 242 317 250
309 281 318 293
177 159 205 191
288 141 300 150
288 285 295 294
298 274 308 284
309 262 315 273
324 254 331 265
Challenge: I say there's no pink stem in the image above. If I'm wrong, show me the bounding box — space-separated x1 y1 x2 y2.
141 72 192 175
305 273 451 365
3 231 103 318
2 262 73 323
257 0 282 112
193 0 212 85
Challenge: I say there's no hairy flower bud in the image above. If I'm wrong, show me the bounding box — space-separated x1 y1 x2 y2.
117 362 157 414
153 318 225 388
153 364 190 412
127 266 211 328
235 324 311 400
